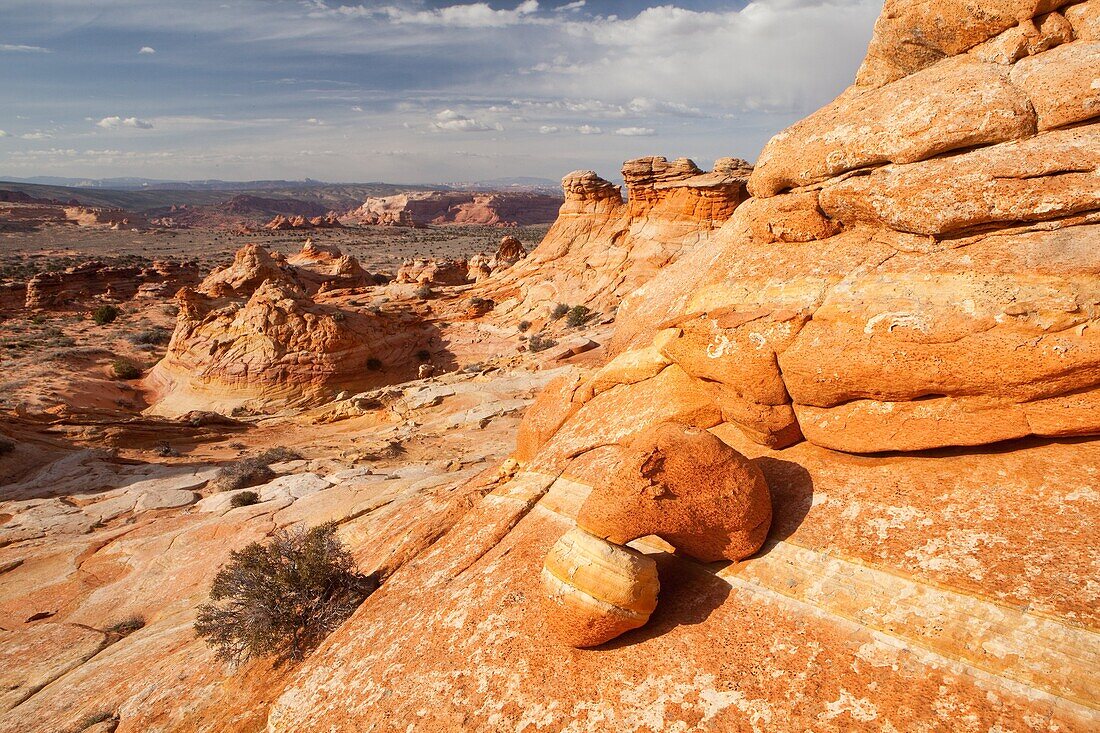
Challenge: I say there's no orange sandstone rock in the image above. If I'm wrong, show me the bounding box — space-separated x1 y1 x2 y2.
576 422 771 563
541 528 659 647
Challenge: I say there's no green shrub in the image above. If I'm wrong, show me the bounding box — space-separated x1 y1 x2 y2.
549 303 569 320
566 305 592 328
128 328 171 346
194 523 377 663
92 305 120 325
528 333 557 353
230 490 260 508
110 360 142 380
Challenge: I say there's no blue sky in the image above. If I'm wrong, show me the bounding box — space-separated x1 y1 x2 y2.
0 0 882 183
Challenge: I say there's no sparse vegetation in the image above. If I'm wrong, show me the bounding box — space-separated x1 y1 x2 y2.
331 311 346 322
517 320 531 332
209 457 276 492
256 446 302 464
92 305 120 325
129 328 171 346
528 333 558 353
550 303 569 320
414 283 433 299
230 490 260 508
110 359 142 380
153 441 178 457
467 296 494 313
415 349 431 362
566 305 592 328
0 436 14 455
194 523 378 663
106 616 145 637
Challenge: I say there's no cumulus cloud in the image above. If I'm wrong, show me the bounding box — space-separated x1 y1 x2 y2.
538 125 559 134
138 46 156 54
0 44 50 53
556 0 586 10
576 124 602 135
0 130 9 137
97 116 155 129
432 109 502 132
614 126 655 136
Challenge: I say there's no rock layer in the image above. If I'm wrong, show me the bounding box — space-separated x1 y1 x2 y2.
540 528 659 647
474 157 752 322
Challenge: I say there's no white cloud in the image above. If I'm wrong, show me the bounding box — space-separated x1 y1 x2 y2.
576 124 602 135
431 109 502 132
21 132 53 140
614 127 655 136
0 44 50 53
555 0 585 11
306 117 324 125
97 116 155 129
313 0 542 28
138 46 156 54
538 125 559 134
0 130 9 137
351 105 364 112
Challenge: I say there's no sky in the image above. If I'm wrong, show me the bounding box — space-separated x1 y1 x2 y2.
0 0 883 184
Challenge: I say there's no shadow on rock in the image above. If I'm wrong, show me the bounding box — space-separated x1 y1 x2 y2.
753 456 814 550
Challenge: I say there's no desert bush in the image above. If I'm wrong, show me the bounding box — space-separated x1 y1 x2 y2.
230 490 260 508
366 357 383 371
528 333 558 353
415 349 431 362
415 283 433 299
194 523 377 663
92 305 119 325
330 311 346 322
549 303 569 320
209 457 276 492
129 328 171 346
566 305 592 328
256 446 302 464
106 616 145 637
0 436 14 455
110 359 142 380
517 320 531 332
468 297 494 312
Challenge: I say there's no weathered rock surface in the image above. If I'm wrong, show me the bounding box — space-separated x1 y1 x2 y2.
145 243 431 415
606 0 1100 452
343 190 562 227
541 528 659 647
473 157 752 322
394 258 469 286
577 422 772 563
22 260 200 310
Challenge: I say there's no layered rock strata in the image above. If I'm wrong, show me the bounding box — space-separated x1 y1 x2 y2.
343 191 562 227
474 157 752 322
145 243 426 416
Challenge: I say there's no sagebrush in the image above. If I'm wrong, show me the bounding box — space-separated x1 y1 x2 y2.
194 523 377 663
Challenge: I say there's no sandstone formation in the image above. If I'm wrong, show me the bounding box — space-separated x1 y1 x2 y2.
22 260 200 310
145 243 428 416
394 258 469 286
541 528 659 647
343 190 562 227
576 422 771 563
491 235 526 268
264 213 342 230
598 1 1100 452
63 206 150 231
473 157 752 323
